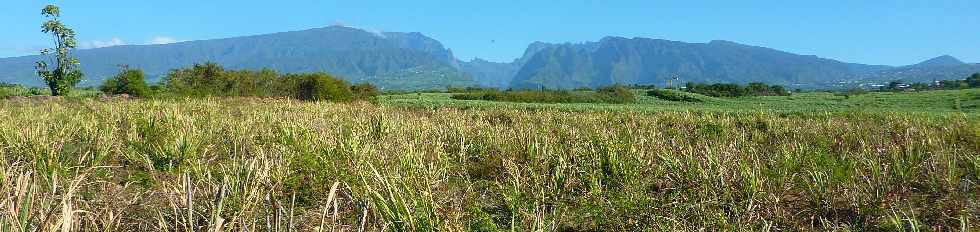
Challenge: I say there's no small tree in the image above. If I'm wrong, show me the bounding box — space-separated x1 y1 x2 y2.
101 68 150 97
35 5 83 96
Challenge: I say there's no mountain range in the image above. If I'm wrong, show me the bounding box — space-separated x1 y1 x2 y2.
1 26 977 90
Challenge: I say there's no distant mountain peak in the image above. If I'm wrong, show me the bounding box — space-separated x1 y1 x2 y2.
910 55 965 68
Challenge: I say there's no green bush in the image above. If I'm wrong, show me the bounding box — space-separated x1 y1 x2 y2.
161 63 362 102
648 89 702 102
28 87 45 96
685 82 790 97
101 69 151 97
452 85 635 104
351 82 379 100
163 62 227 96
596 85 635 103
0 83 28 97
286 73 354 102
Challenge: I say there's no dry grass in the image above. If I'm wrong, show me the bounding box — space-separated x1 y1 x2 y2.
0 97 977 231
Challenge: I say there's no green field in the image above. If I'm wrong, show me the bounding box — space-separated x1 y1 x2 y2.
0 89 978 231
384 88 980 115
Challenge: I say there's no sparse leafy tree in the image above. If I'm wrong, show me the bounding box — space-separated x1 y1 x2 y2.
35 5 83 96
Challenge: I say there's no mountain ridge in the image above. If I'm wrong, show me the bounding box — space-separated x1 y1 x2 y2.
0 26 476 89
1 26 976 90
507 37 902 89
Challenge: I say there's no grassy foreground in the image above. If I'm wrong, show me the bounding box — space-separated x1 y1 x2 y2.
0 96 978 231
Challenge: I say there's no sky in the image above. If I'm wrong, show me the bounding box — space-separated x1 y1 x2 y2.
1 0 978 66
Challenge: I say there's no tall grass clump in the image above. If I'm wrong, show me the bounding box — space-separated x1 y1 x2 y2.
0 98 976 231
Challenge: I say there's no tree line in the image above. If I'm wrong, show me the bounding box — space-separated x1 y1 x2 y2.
101 63 378 101
684 82 791 97
879 73 980 91
451 85 635 104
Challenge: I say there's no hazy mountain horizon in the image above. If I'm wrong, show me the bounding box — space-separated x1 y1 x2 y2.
1 26 977 90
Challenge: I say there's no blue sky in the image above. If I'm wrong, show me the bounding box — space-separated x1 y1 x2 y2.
1 0 978 66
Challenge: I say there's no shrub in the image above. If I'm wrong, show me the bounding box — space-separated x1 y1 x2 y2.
686 82 790 97
0 83 28 97
28 87 46 96
161 63 363 102
452 85 635 104
101 69 151 97
351 82 379 100
648 89 702 102
596 85 635 103
286 73 354 101
163 62 227 96
223 69 281 97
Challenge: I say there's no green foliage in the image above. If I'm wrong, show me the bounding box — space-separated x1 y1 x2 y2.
100 69 150 97
28 87 45 96
884 73 980 91
686 82 790 97
163 62 229 96
451 85 635 104
445 86 495 93
161 63 365 102
647 89 702 102
0 84 28 97
351 82 380 100
596 85 636 103
968 73 980 87
164 62 284 97
286 73 354 102
34 4 82 96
